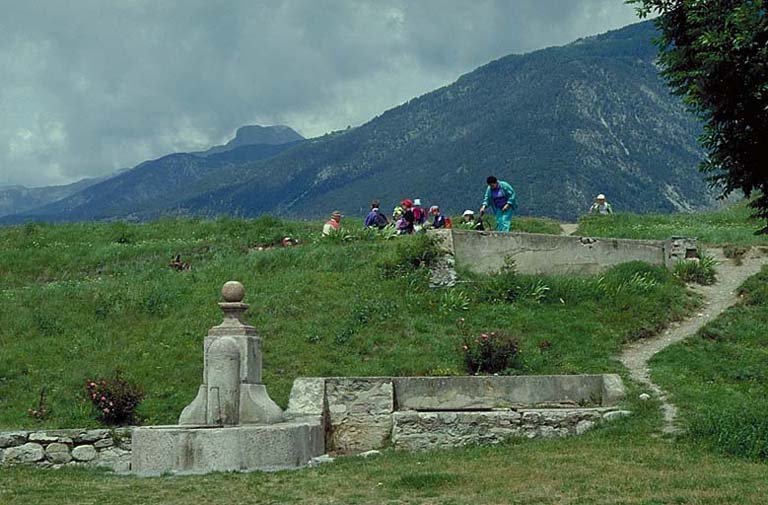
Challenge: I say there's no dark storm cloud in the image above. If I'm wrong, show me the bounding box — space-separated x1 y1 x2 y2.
0 0 639 187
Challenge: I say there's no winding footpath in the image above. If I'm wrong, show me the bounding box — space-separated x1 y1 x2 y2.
619 248 768 434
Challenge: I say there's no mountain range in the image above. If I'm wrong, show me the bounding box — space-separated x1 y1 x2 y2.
0 126 304 222
2 21 713 224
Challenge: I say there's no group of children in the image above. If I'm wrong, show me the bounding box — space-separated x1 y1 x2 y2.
364 198 452 234
364 199 489 234
322 199 484 236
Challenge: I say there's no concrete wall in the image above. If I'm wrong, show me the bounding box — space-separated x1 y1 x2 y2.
394 375 612 410
449 229 668 276
285 374 627 453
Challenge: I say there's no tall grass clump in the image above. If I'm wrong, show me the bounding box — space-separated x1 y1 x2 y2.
380 234 441 278
673 254 717 285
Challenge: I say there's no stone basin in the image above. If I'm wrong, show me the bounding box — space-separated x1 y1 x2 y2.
131 417 323 476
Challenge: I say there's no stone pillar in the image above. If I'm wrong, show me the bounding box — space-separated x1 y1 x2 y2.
664 236 698 268
179 281 283 426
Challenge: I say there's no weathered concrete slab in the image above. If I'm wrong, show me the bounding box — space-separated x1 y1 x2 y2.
392 375 608 411
131 418 324 476
601 374 626 407
445 229 683 276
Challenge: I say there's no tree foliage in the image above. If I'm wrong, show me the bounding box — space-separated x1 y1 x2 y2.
629 0 768 233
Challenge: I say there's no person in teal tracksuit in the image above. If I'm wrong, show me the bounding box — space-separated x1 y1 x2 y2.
479 175 517 232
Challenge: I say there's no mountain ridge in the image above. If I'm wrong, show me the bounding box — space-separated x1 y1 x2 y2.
177 21 711 220
2 126 305 222
3 21 713 224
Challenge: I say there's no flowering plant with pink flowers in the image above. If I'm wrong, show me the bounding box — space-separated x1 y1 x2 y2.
461 330 520 375
85 371 145 425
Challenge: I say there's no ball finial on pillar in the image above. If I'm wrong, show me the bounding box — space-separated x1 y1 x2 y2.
222 281 245 303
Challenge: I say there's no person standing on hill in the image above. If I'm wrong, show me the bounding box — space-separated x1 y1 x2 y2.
322 210 343 236
364 200 389 229
589 194 613 215
479 175 517 232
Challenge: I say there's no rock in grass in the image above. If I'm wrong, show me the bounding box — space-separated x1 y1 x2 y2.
29 432 59 444
0 432 27 448
309 454 335 466
3 443 45 464
45 443 72 464
576 420 596 435
603 410 632 422
71 445 97 462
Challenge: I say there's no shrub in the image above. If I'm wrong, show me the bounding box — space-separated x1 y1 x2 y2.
109 222 134 244
674 254 717 285
462 331 521 374
85 371 145 425
380 234 440 278
723 244 749 265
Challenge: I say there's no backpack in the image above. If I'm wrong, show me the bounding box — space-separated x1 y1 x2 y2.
374 211 389 229
444 216 452 229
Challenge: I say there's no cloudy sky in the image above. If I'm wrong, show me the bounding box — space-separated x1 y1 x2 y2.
0 0 640 188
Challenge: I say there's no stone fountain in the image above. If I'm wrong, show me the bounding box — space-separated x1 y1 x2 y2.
131 281 324 476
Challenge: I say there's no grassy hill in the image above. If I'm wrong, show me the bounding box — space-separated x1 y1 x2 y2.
2 207 768 504
0 214 689 427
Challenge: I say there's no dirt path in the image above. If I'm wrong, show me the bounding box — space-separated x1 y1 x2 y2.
619 248 767 434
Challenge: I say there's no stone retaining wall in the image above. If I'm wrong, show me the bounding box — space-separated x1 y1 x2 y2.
392 408 626 451
0 428 132 472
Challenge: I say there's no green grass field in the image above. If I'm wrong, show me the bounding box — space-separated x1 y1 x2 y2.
1 207 767 504
577 200 768 246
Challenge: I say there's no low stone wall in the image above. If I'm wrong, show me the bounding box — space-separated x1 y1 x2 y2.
285 375 628 454
0 428 132 472
392 408 624 451
430 229 697 279
2 375 629 470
